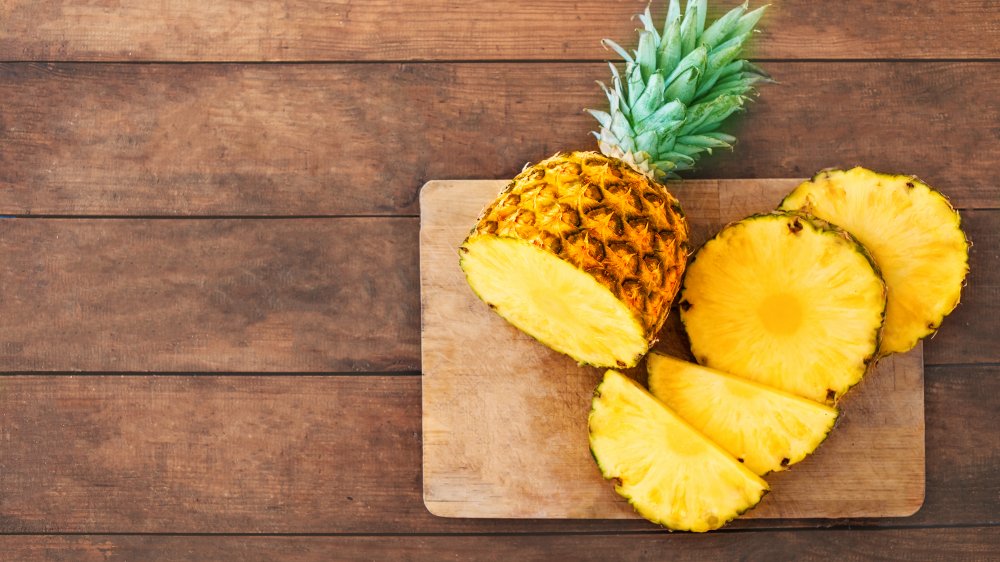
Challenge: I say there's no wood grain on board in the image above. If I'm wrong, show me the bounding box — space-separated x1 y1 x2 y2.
0 366 993 534
1 527 998 561
1 1 996 61
0 209 993 372
421 179 924 520
1 62 997 216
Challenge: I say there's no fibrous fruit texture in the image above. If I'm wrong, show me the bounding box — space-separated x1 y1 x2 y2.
780 167 969 356
648 352 838 476
679 212 887 403
588 370 768 532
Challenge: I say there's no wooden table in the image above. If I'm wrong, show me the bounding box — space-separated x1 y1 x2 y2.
0 1 996 559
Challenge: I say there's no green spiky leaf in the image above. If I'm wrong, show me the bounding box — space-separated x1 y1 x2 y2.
592 0 769 179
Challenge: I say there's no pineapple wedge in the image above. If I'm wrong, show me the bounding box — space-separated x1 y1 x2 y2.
780 168 969 355
589 370 768 532
680 212 886 403
648 353 838 476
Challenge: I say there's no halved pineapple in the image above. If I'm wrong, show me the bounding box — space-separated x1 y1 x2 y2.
588 370 768 532
461 151 689 368
779 167 969 355
680 212 886 403
647 352 838 476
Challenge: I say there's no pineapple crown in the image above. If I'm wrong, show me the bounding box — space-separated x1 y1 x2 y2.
588 0 772 179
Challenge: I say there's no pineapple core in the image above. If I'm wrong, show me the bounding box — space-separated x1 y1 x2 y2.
461 236 647 367
757 293 804 336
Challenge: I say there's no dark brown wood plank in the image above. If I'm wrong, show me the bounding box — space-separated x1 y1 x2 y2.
923 209 999 366
0 210 994 372
1 1 997 61
0 218 419 372
1 528 998 561
0 62 996 216
0 366 993 533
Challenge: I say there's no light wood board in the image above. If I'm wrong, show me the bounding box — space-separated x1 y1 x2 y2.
421 179 925 520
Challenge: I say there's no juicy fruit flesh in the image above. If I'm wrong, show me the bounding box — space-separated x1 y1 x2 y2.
589 370 768 532
647 353 838 476
461 236 647 367
681 213 886 403
780 168 969 355
462 151 689 367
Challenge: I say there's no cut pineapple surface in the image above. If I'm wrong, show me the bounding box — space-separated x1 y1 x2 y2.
680 212 886 403
647 353 838 476
461 236 647 367
461 151 689 368
588 370 768 532
780 167 969 355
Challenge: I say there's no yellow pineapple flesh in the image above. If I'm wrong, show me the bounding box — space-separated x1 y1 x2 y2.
461 151 689 368
680 212 886 403
780 167 969 355
588 370 768 532
647 352 838 476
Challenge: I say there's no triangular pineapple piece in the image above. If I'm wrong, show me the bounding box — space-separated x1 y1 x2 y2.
680 212 887 403
780 167 969 355
648 353 838 476
588 370 768 532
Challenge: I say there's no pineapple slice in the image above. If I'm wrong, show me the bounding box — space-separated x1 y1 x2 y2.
780 168 969 355
647 352 838 476
680 212 886 403
589 370 768 532
461 152 689 368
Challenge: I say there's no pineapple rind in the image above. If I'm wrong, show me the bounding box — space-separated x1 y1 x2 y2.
589 370 769 532
647 352 839 476
680 212 887 404
779 167 969 356
461 151 689 368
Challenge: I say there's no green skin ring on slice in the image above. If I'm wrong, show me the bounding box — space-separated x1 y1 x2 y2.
780 167 970 356
589 370 768 532
679 212 887 404
648 352 838 476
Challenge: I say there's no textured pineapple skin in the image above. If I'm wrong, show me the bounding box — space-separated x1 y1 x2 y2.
465 151 690 350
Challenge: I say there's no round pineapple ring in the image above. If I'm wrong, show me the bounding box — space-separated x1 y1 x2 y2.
680 212 887 404
780 168 969 355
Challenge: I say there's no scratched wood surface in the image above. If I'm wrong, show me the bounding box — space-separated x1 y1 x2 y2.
0 0 996 558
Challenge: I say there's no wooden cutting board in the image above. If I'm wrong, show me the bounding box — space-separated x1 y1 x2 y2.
420 179 924 520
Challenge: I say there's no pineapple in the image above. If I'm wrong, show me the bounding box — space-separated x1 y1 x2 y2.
589 370 768 532
461 0 770 367
779 168 969 356
680 212 886 403
461 152 689 367
647 352 838 476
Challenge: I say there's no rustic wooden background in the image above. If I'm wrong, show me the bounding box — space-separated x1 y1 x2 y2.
0 1 997 559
